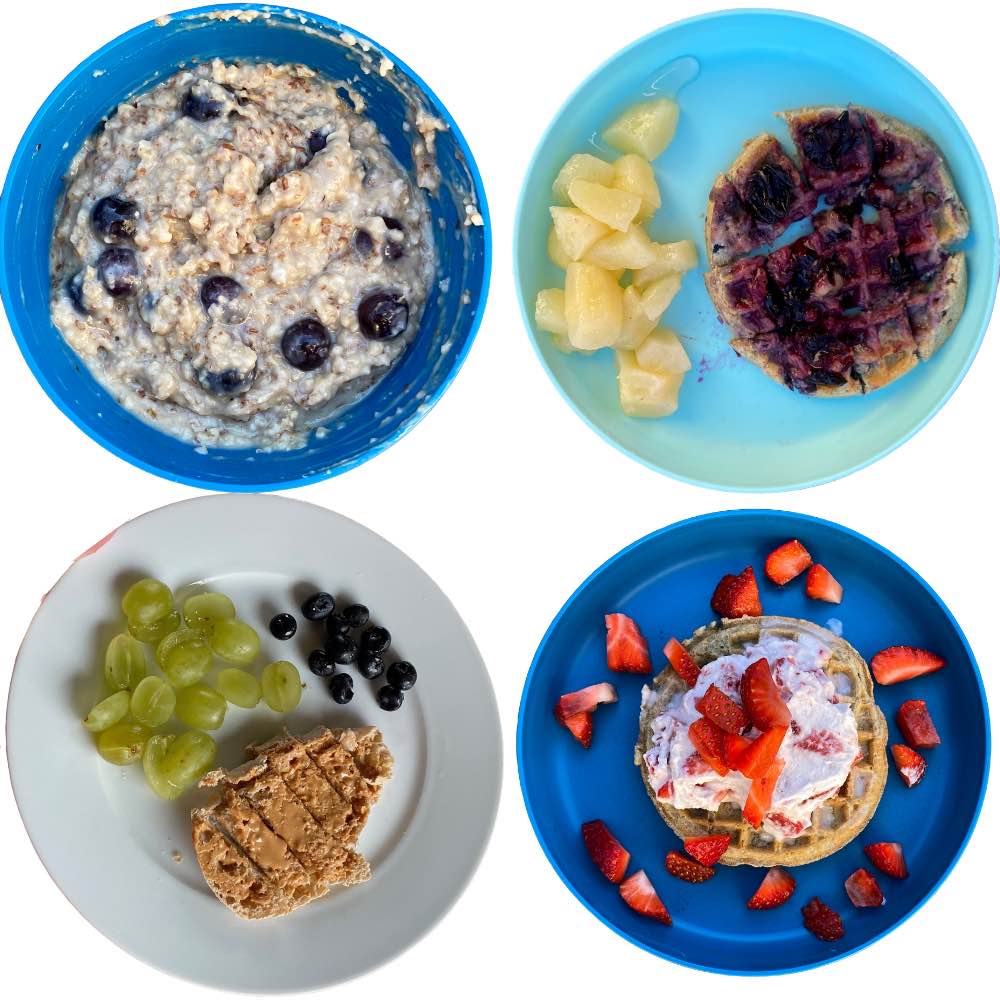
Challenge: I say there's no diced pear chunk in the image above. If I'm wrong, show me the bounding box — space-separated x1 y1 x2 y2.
535 288 568 336
635 327 691 374
583 225 656 270
615 350 683 417
552 153 615 204
547 226 571 269
603 97 679 160
565 262 623 350
567 179 641 232
615 285 658 349
613 154 662 221
549 207 610 261
634 240 699 287
639 273 681 322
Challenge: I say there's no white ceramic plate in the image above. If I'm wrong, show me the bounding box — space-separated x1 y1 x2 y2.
6 494 502 992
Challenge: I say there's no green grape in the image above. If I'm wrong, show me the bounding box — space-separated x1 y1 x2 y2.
96 721 151 765
130 675 176 727
261 660 302 713
128 609 181 644
104 633 147 691
143 735 184 800
82 690 130 732
121 578 174 625
156 627 212 687
216 667 261 709
210 619 260 666
174 683 227 730
161 729 217 787
183 592 236 627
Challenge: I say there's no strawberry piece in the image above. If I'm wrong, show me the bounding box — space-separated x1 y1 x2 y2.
896 699 941 749
710 566 763 619
581 820 630 884
688 717 729 776
864 842 908 879
735 726 788 779
664 637 700 687
765 540 812 585
619 870 671 925
554 682 618 722
561 712 593 749
743 759 784 828
698 683 748 735
805 564 843 604
683 834 731 867
605 613 652 673
844 868 885 908
723 731 753 769
740 658 792 730
747 866 796 910
891 743 927 787
665 850 715 884
871 645 945 685
802 897 845 941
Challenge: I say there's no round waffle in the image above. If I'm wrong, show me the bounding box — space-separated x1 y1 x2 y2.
635 616 888 867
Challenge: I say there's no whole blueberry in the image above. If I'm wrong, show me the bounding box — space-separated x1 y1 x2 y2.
308 648 336 677
387 661 417 691
281 318 331 371
196 365 255 397
181 89 223 122
200 275 248 323
361 625 391 654
97 247 139 298
329 673 354 704
353 228 374 258
91 196 139 243
325 633 358 666
342 604 370 629
376 685 404 712
269 613 297 640
66 271 87 314
308 129 328 154
301 592 335 621
358 290 408 340
357 651 384 680
325 613 351 637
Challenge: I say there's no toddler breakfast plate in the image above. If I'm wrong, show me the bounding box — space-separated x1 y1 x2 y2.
514 10 998 490
517 510 988 974
6 494 501 992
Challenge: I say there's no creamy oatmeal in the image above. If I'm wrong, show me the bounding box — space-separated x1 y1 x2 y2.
49 59 437 450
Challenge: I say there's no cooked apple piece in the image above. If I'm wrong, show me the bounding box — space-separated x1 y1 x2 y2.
614 285 658 349
535 288 568 336
547 226 571 269
639 273 681 322
634 240 698 287
612 155 661 221
603 98 679 160
552 153 615 204
615 350 683 417
583 225 656 270
635 327 691 374
549 207 611 261
565 262 624 350
567 179 641 232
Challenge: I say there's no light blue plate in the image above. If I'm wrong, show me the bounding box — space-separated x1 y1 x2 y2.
514 10 997 491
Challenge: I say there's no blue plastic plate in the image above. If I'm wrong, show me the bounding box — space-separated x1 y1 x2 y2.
517 510 989 974
514 10 998 491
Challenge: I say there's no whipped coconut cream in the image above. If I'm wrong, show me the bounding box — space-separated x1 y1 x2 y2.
641 632 859 840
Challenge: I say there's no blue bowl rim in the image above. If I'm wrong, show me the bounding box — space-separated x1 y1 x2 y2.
512 7 999 494
515 507 991 975
0 2 493 492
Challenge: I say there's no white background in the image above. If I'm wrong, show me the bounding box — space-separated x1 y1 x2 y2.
0 0 996 995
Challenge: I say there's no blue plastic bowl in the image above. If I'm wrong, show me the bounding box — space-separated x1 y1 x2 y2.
0 4 490 490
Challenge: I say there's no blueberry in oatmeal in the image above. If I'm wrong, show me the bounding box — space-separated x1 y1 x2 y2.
97 247 139 298
281 318 331 371
91 195 139 243
358 290 409 340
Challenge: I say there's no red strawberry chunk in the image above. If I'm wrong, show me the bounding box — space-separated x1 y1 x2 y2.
805 564 843 604
871 645 945 685
581 820 630 884
795 729 844 756
743 759 784 828
554 682 618 722
562 712 592 748
896 699 941 749
698 683 749 734
802 897 845 941
722 731 753 769
656 780 675 800
664 637 700 687
735 726 788 779
864 842 908 879
688 717 729 776
619 870 671 925
845 868 885 908
891 743 927 787
741 658 792 730
747 866 796 910
683 834 731 867
765 540 812 585
605 613 652 673
665 850 715 884
711 566 763 619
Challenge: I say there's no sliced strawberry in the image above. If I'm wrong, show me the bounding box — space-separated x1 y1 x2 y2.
871 645 945 685
864 842 908 879
619 870 671 925
805 564 843 604
683 834 731 867
554 682 618 722
688 717 729 776
561 712 593 749
896 699 941 749
664 637 700 687
891 743 927 787
743 759 784 828
802 897 845 941
710 566 763 619
747 866 796 910
665 850 715 884
656 780 674 800
740 658 792 730
723 731 753 769
581 820 630 884
605 613 651 673
765 540 812 585
697 683 749 735
735 726 788 779
845 868 885 908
